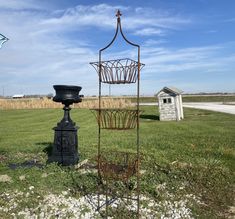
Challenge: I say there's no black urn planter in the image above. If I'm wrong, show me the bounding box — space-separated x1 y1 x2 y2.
48 85 82 166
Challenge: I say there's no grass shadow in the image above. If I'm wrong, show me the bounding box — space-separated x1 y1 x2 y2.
140 114 159 121
36 142 53 157
8 160 44 169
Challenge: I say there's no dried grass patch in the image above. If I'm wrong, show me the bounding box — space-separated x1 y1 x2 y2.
0 98 133 110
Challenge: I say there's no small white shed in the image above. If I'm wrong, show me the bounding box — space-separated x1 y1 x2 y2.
156 86 184 121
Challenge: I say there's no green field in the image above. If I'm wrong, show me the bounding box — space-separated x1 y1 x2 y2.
0 106 234 218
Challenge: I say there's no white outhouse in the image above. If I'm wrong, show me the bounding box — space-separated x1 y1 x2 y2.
156 86 184 121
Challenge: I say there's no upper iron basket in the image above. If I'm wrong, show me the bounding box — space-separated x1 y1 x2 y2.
90 58 144 84
90 10 145 84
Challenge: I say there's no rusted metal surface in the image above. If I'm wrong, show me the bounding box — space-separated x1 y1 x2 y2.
98 151 139 182
90 9 144 218
90 58 144 84
91 108 142 130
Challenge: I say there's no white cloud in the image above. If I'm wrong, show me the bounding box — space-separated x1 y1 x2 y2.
40 4 124 29
143 39 167 46
39 3 191 35
0 0 44 10
134 28 165 36
0 2 234 95
141 44 231 74
137 44 235 94
0 4 98 95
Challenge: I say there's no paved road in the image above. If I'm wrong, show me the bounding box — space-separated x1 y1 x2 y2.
139 102 235 115
183 102 235 115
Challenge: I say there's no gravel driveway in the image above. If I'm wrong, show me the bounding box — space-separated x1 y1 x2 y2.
139 102 235 115
183 102 235 115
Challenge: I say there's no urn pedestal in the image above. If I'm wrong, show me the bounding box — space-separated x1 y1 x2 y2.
52 123 78 166
48 85 82 166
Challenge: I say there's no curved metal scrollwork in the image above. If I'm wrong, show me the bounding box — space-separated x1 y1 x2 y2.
90 10 144 218
0 33 9 48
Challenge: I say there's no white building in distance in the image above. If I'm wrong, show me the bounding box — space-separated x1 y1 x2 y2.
12 94 25 99
156 86 184 121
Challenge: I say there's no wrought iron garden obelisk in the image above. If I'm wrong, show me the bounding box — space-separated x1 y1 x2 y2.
0 34 9 97
90 10 145 218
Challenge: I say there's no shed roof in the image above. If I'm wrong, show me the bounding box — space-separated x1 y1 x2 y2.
156 86 183 96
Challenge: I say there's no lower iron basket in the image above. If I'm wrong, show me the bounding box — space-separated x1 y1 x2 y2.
91 108 142 130
97 151 139 182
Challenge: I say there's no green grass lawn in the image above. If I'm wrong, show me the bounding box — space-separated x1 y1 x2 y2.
0 106 234 218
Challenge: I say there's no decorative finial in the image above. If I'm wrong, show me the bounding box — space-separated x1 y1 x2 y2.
116 9 122 18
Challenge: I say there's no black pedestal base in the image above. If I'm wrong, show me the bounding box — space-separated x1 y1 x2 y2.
48 127 79 166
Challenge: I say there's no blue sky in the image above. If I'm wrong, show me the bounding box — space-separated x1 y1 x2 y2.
0 0 235 96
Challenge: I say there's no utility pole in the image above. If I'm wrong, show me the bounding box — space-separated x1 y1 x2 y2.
109 84 111 96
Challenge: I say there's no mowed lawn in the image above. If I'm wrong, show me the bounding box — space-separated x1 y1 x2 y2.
0 106 234 218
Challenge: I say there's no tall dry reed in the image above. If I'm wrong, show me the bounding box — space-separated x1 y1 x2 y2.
0 98 133 110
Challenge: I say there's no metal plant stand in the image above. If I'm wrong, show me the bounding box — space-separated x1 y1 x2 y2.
49 85 82 166
90 10 144 218
0 33 9 48
0 34 8 98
